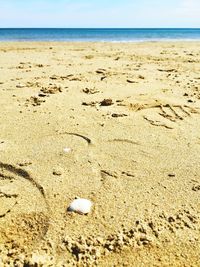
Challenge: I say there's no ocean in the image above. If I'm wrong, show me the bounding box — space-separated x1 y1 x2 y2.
0 28 200 42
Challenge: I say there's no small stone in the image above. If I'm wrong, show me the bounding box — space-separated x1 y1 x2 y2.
100 99 113 106
16 83 26 88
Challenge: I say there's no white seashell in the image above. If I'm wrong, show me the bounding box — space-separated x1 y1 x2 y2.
68 198 93 214
63 147 71 153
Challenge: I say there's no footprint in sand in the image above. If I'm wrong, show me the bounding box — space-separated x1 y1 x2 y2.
128 100 200 129
0 162 50 247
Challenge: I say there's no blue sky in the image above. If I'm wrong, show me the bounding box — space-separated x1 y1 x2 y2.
0 0 199 28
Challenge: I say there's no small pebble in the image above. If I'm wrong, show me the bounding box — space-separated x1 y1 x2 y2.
16 83 26 88
100 99 113 106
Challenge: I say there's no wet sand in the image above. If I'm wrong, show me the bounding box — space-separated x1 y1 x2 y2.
0 41 200 266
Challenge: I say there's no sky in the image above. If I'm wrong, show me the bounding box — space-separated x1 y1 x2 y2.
0 0 200 28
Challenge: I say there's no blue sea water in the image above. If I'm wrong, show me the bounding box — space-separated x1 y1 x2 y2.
0 28 200 42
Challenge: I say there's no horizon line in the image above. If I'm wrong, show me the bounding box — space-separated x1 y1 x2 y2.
0 27 200 29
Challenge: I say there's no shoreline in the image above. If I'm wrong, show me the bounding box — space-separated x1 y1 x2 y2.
1 39 200 43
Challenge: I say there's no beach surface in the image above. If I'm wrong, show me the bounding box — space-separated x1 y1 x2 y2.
0 41 200 266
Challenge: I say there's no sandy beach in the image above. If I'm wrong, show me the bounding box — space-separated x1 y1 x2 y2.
0 41 200 266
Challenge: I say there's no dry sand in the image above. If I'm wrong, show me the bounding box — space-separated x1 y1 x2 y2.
0 41 200 266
